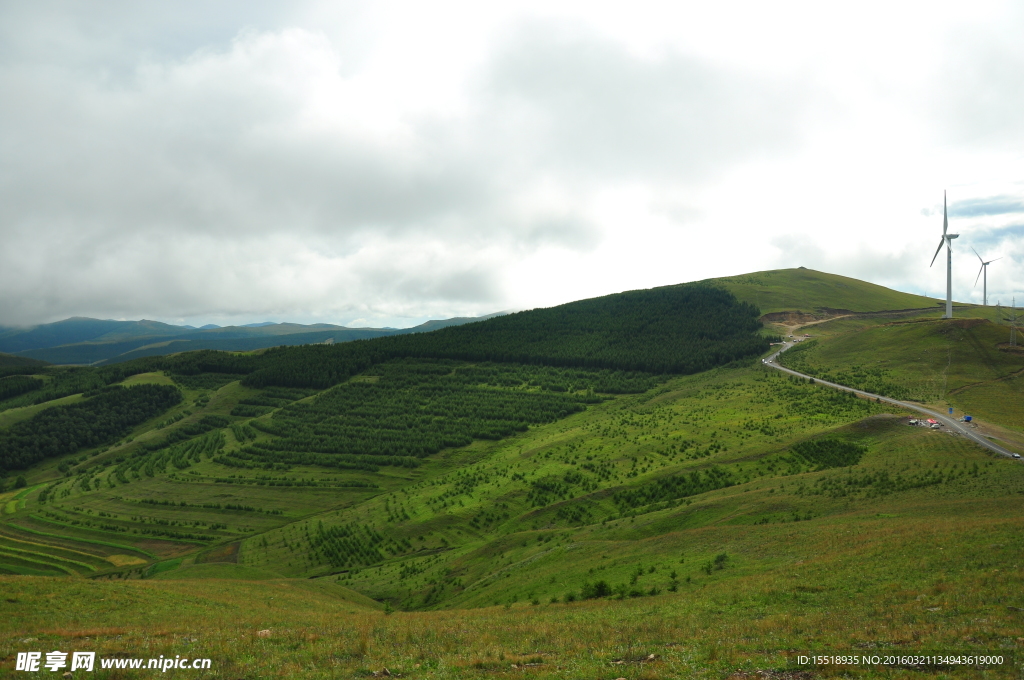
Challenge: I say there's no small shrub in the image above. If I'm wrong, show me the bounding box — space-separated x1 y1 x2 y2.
580 580 612 599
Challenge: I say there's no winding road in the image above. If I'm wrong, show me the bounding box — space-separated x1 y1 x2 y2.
763 341 1020 460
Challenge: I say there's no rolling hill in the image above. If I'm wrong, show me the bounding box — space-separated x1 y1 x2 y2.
2 269 1022 679
708 267 942 315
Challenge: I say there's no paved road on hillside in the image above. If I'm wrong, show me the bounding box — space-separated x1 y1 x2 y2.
763 342 1020 460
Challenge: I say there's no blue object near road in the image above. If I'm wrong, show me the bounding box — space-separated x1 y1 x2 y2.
965 415 972 422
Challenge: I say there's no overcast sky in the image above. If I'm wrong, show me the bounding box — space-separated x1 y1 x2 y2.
2 1 1023 328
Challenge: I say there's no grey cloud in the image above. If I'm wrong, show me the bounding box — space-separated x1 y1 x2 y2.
0 2 301 75
392 269 501 304
517 215 601 251
481 23 810 181
0 71 491 241
966 223 1024 248
0 9 818 326
948 196 1024 218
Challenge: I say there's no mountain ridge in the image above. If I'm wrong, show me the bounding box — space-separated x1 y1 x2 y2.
0 313 509 365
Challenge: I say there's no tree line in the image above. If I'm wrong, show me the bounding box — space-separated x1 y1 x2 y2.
238 284 771 389
0 384 181 473
0 375 43 401
4 284 770 401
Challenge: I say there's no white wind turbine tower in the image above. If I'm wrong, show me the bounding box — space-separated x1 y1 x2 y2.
971 247 1001 306
930 191 959 318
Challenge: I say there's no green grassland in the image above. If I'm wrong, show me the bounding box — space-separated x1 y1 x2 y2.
708 268 942 315
2 271 1024 678
2 393 1022 677
3 361 1023 677
777 316 1024 435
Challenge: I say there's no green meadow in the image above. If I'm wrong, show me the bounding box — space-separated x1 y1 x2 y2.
776 316 1024 444
2 270 1023 678
708 268 942 315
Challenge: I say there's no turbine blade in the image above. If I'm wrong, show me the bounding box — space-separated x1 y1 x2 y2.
976 264 984 287
972 246 983 263
930 238 944 267
943 191 948 235
990 257 1003 263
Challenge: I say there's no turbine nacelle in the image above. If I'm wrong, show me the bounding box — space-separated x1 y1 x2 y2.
929 234 958 267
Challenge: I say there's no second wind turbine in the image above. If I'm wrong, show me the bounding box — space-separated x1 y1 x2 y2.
972 247 1001 307
930 191 958 319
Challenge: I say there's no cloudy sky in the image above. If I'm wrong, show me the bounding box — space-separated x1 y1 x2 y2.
2 1 1023 328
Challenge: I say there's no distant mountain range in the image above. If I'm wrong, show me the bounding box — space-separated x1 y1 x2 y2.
0 313 508 366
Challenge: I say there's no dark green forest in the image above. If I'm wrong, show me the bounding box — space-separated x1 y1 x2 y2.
0 385 181 473
0 352 49 379
0 375 44 401
0 368 107 410
239 284 768 389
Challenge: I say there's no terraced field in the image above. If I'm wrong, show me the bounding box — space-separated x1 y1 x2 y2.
2 270 1023 678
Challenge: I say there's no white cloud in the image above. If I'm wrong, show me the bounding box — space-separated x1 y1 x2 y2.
1 1 1023 327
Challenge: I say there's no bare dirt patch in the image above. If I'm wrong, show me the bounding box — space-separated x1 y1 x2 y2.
197 541 240 564
134 539 199 558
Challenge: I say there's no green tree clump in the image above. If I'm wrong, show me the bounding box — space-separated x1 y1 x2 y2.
613 466 737 510
0 384 181 472
0 375 44 401
791 439 866 470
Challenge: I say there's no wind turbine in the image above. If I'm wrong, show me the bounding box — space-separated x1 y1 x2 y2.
971 247 1001 306
930 191 959 318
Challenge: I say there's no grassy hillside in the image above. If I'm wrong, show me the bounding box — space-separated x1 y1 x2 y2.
777 317 1024 436
4 493 1023 679
2 269 1024 678
709 268 942 315
2 367 1022 677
